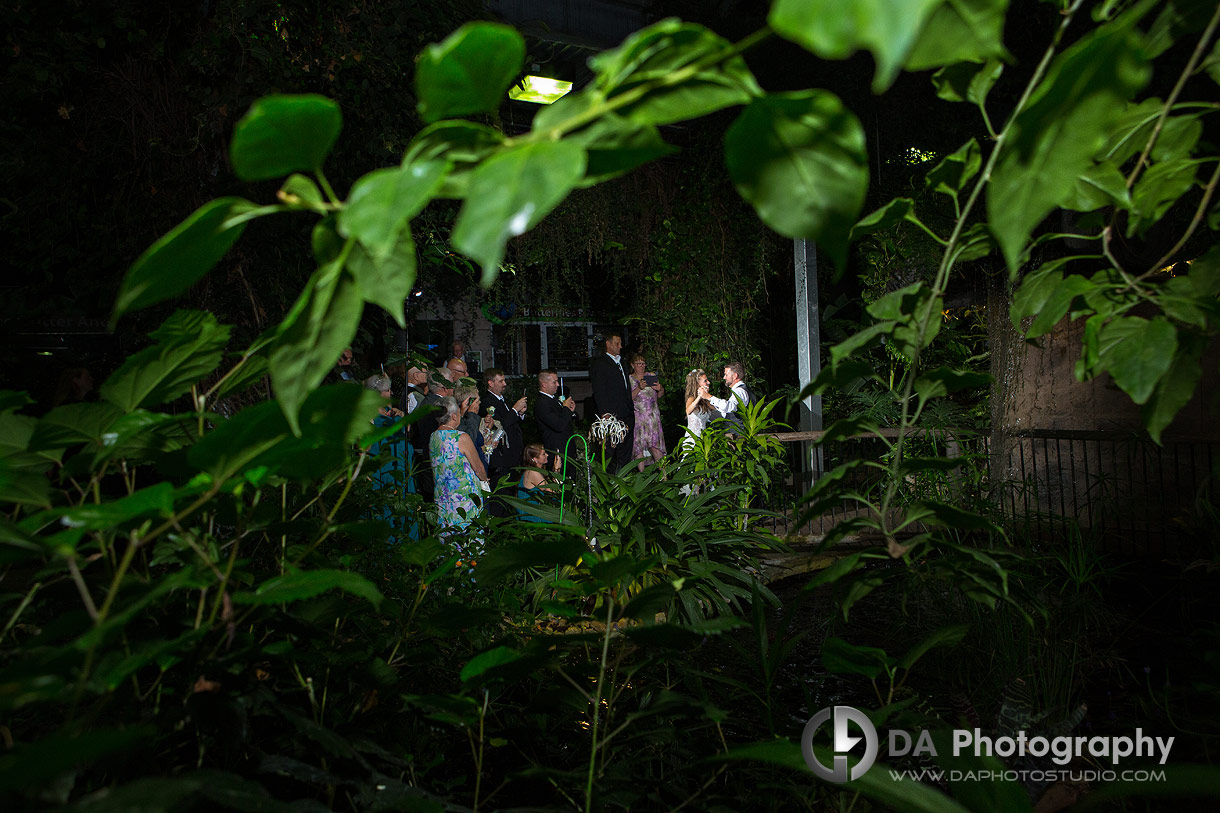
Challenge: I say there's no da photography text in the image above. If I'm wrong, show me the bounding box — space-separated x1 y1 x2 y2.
802 705 1174 783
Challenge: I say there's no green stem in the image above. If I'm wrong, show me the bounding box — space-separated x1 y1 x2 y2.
472 689 488 812
315 169 340 204
0 581 41 643
584 596 615 813
1140 159 1220 277
1125 2 1220 192
291 450 368 567
878 0 1086 531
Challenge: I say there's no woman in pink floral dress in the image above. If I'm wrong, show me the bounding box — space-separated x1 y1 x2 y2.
629 354 666 470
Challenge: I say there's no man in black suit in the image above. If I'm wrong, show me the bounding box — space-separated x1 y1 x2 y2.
480 368 527 516
589 332 635 471
535 369 576 469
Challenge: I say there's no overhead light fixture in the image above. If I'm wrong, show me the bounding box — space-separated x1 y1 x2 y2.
509 75 573 105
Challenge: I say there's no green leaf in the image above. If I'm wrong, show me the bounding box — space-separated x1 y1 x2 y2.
952 222 994 263
914 367 992 399
932 59 1004 106
1129 159 1199 237
1097 316 1177 405
1142 329 1204 443
0 392 33 416
803 552 866 589
769 0 945 93
1151 115 1204 162
209 353 270 403
830 322 894 363
1100 98 1164 165
913 499 1002 532
0 456 52 508
415 23 525 123
851 198 914 240
233 569 383 609
988 20 1151 272
0 727 152 795
897 623 970 670
188 385 382 481
1026 274 1095 338
339 161 445 262
27 401 124 452
925 138 981 198
269 259 364 434
112 198 255 320
621 582 680 619
821 636 892 678
545 105 677 186
279 173 324 209
907 0 1010 70
451 141 586 286
346 228 417 328
402 121 505 199
475 534 589 584
101 311 230 413
460 646 523 682
591 20 760 125
1076 313 1105 380
1063 161 1132 212
1145 0 1219 59
1188 246 1220 297
230 94 342 181
725 91 868 272
58 482 174 533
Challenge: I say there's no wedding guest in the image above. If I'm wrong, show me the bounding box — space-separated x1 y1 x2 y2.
429 395 488 540
516 442 556 523
363 374 412 542
628 353 665 470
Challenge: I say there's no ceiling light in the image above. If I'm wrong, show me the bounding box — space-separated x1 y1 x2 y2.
509 75 573 105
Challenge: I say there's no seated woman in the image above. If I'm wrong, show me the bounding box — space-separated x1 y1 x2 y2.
429 395 490 548
516 442 555 523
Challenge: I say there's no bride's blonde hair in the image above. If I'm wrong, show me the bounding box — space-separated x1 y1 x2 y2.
684 368 712 413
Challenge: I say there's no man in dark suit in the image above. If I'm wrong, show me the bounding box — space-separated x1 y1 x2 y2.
589 332 635 471
480 367 527 516
535 369 576 470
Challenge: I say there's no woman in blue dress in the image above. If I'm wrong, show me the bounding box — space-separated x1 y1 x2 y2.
429 396 490 552
516 443 556 523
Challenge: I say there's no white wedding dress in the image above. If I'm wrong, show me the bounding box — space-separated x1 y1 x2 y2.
680 408 712 453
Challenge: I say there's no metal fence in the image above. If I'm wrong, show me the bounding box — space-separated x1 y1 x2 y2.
768 428 1220 555
996 429 1220 555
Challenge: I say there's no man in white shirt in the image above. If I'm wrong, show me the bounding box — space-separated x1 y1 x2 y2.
701 361 754 431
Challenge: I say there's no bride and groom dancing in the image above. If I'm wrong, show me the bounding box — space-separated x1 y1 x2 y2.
681 361 755 451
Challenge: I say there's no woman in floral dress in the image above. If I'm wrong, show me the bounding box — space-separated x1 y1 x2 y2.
429 396 489 546
629 354 666 470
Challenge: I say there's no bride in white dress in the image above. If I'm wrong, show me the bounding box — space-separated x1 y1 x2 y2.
680 368 717 454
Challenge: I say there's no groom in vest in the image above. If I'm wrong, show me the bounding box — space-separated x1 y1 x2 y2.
589 332 636 471
702 361 754 432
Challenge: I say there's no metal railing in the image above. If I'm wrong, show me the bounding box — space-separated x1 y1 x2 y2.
767 428 1220 555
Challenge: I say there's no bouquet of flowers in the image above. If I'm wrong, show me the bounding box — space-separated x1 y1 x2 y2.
482 406 506 457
